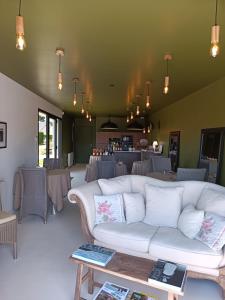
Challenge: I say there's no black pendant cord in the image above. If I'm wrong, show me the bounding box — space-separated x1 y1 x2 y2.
215 0 219 25
18 0 22 16
74 81 77 95
166 59 169 77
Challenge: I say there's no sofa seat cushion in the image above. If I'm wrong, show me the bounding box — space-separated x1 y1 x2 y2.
149 227 223 269
93 222 158 253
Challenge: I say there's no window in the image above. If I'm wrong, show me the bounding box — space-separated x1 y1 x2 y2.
38 110 61 166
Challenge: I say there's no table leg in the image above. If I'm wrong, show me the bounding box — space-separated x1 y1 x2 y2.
88 268 94 294
74 264 84 300
168 292 178 300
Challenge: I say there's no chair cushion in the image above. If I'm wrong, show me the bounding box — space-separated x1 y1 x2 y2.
94 194 125 225
93 222 158 253
0 212 16 225
178 204 204 239
149 227 223 269
144 184 184 228
98 177 132 195
123 193 145 224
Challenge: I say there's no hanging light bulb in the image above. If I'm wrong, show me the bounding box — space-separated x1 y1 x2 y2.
136 105 140 116
146 81 151 108
81 92 85 114
89 115 92 122
126 115 130 123
16 0 26 50
81 106 84 114
143 128 146 134
130 111 134 120
72 78 79 106
86 111 89 119
147 126 151 134
56 48 65 91
163 54 172 95
210 0 220 57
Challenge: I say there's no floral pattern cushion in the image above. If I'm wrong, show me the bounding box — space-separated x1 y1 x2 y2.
197 212 225 251
94 194 125 225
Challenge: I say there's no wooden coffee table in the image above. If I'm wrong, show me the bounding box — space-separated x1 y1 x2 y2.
70 252 184 300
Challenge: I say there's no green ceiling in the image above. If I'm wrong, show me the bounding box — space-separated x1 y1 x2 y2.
1 0 225 116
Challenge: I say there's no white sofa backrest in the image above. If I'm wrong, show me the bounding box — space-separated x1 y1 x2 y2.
68 175 225 234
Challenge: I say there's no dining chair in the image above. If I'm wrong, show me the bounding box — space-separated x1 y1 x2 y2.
131 159 153 175
19 167 48 223
101 155 115 162
96 160 116 179
176 168 207 181
151 157 172 172
0 182 17 258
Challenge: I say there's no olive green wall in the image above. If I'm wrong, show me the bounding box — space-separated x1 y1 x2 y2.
150 76 225 186
62 113 74 162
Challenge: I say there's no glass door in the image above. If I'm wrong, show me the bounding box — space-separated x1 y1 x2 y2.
38 111 47 166
38 110 60 166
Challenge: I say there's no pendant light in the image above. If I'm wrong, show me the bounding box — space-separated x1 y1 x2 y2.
16 0 26 50
146 81 151 108
72 77 79 106
126 115 130 123
130 111 134 120
143 128 146 134
163 54 172 95
89 115 92 122
86 111 89 119
55 48 65 91
210 0 220 58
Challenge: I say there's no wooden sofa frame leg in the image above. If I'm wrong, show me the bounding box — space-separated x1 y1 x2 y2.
71 194 225 298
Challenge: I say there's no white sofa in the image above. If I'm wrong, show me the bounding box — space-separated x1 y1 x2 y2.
68 175 225 296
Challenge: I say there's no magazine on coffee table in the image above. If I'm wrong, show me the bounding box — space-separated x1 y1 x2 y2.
148 260 187 294
94 281 129 300
72 244 115 267
130 291 157 300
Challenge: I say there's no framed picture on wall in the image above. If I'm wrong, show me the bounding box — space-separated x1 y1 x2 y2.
0 122 7 148
168 131 180 172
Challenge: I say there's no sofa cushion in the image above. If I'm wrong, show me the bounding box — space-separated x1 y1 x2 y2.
94 194 125 225
144 184 184 228
123 192 145 224
98 176 132 195
93 222 158 253
178 204 204 239
149 227 223 269
197 188 225 218
197 213 225 251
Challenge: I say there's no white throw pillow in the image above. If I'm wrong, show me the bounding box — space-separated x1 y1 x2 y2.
197 188 225 218
144 184 184 228
98 177 131 195
197 212 225 251
123 193 145 224
178 204 204 239
94 194 125 225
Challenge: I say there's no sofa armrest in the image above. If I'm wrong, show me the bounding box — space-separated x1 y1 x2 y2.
68 181 102 240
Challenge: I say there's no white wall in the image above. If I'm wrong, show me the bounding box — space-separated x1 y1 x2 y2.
0 73 63 211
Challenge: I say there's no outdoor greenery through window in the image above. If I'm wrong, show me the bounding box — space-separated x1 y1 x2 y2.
38 110 59 166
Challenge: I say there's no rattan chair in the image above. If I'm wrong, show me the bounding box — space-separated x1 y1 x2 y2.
152 156 172 172
96 160 116 179
43 158 62 170
0 181 17 259
176 168 207 181
19 168 48 223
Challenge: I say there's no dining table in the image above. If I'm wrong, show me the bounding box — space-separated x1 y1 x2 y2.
147 171 177 181
13 168 71 212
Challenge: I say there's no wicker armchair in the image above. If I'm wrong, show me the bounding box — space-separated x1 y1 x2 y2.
0 181 17 258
